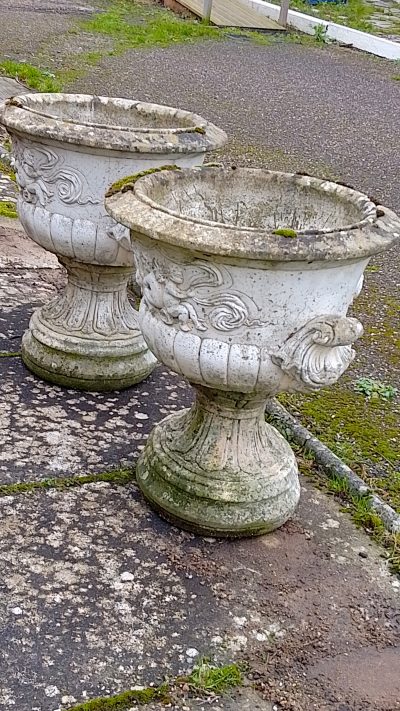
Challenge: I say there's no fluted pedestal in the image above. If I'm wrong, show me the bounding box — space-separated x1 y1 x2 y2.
22 258 156 391
137 386 300 537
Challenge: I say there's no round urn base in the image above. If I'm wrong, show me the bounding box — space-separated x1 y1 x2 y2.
21 327 156 392
21 259 157 392
137 387 300 537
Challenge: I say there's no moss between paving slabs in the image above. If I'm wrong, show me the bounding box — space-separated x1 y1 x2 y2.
0 467 135 498
66 684 170 710
66 662 243 710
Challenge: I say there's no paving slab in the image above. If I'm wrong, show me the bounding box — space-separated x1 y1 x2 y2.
0 479 398 711
0 77 28 102
0 355 192 483
0 221 193 484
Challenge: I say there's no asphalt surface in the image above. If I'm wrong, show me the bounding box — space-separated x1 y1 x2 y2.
74 40 400 210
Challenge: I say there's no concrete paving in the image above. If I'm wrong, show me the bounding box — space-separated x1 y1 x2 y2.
0 208 399 711
0 3 399 709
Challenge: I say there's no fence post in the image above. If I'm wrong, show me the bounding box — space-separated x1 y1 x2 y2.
278 0 290 26
203 0 213 23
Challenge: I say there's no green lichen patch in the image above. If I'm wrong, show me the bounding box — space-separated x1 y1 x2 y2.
106 165 180 197
0 201 17 219
273 228 298 238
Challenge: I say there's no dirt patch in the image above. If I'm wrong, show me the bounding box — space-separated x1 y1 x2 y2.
309 646 400 709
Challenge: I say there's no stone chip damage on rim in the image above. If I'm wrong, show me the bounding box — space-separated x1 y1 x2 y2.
106 166 400 261
1 93 228 153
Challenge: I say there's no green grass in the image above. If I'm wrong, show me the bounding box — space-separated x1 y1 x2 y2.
267 0 376 32
0 200 17 219
0 158 16 182
0 1 324 96
0 59 61 92
186 660 243 693
65 662 243 710
80 0 225 51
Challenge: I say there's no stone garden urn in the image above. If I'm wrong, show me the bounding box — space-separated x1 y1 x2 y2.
0 94 227 390
106 167 400 537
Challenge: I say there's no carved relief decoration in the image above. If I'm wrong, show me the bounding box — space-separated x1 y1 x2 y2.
13 139 99 207
134 248 264 333
272 315 364 391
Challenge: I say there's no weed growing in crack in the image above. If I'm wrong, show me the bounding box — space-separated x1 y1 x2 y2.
185 659 243 693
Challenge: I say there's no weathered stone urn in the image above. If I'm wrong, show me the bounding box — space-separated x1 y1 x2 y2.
0 93 227 390
106 167 400 536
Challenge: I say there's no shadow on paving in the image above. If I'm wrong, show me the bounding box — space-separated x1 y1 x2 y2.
0 230 193 484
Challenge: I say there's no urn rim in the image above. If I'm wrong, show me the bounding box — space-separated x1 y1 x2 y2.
0 93 227 154
105 167 400 262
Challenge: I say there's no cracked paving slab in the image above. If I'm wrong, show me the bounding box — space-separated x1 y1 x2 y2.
0 480 398 711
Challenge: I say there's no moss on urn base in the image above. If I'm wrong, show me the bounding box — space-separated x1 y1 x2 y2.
21 331 156 392
136 390 300 537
